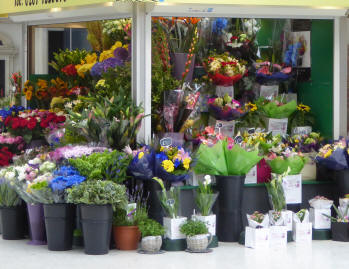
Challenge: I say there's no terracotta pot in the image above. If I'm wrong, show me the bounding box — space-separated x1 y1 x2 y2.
113 225 141 250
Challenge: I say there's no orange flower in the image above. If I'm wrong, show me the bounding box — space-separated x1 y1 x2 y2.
35 88 48 100
25 90 32 101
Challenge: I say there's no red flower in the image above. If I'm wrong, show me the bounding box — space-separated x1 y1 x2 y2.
0 147 13 167
231 36 238 41
4 116 12 126
27 118 37 130
40 120 49 128
11 118 20 129
57 116 66 123
61 64 77 76
19 118 27 128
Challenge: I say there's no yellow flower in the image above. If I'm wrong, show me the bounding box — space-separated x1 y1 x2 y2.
96 79 106 88
160 146 164 152
245 102 257 112
297 104 310 112
183 158 191 170
295 139 299 143
25 90 33 101
36 79 48 89
85 53 97 64
324 149 332 158
162 160 174 173
138 152 144 159
99 50 113 62
111 41 122 51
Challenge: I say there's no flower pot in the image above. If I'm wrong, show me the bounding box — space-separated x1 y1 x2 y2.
80 204 112 255
171 53 195 82
334 169 349 197
113 225 141 250
27 203 46 245
1 206 26 240
215 175 245 242
331 222 349 242
144 180 164 224
44 203 75 251
141 236 162 252
192 215 216 236
186 234 212 251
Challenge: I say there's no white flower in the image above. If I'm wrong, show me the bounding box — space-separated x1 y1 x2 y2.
29 158 42 165
5 171 15 181
204 175 212 185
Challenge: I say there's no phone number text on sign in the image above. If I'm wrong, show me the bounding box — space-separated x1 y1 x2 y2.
15 0 67 7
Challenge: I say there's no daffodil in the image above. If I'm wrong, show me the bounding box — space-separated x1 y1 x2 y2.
162 160 175 173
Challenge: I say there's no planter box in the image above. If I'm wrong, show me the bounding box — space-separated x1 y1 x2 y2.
265 118 288 136
282 174 302 204
245 227 269 249
245 166 257 184
269 226 287 248
309 208 331 230
163 217 187 240
192 214 216 236
292 222 312 243
332 222 349 242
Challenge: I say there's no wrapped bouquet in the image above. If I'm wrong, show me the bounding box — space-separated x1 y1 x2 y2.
207 93 245 121
257 96 297 119
315 140 349 171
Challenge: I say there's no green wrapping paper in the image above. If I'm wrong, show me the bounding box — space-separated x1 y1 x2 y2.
261 100 297 119
194 140 262 176
267 155 308 175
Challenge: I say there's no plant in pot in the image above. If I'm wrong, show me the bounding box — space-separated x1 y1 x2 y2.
66 180 127 255
180 219 212 253
0 177 25 240
289 104 315 135
138 218 165 253
193 175 218 238
236 102 266 132
113 204 147 250
29 165 85 251
323 204 349 242
194 138 262 242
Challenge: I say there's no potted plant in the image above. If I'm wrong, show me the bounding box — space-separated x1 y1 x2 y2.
192 175 218 237
66 180 127 255
236 102 266 132
324 204 349 242
180 220 212 252
113 204 147 250
289 104 315 135
0 178 25 240
194 138 262 242
138 218 165 253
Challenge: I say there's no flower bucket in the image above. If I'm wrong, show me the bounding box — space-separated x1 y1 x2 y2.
215 175 245 242
80 204 112 255
113 225 141 250
44 203 75 251
1 206 26 240
27 203 46 245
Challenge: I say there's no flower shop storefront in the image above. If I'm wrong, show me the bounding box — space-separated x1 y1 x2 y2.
0 0 348 255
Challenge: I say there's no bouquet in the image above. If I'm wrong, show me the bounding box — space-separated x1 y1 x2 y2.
0 179 22 207
0 105 25 122
315 140 348 170
0 147 14 167
0 133 25 154
207 93 245 121
125 145 155 181
194 138 262 176
242 131 281 156
294 209 309 223
193 126 225 147
309 196 333 209
266 144 307 175
236 102 265 130
254 62 292 83
289 104 315 130
324 204 349 223
257 97 297 119
49 145 109 163
4 110 66 144
247 211 269 228
204 53 247 86
195 175 218 216
265 172 286 212
155 146 192 182
286 132 322 154
153 177 180 218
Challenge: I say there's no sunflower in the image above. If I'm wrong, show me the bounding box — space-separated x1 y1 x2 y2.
23 85 33 94
297 104 310 112
245 102 257 112
35 88 48 100
25 90 33 101
36 79 48 89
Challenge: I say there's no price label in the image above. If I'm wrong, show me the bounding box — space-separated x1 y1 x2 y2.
247 128 255 134
234 135 243 144
160 137 172 147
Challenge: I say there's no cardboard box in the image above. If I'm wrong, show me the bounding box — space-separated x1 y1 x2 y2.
192 214 216 235
282 174 302 204
309 208 331 229
245 165 257 184
292 222 312 243
163 217 187 240
266 118 288 136
245 227 270 249
269 226 287 248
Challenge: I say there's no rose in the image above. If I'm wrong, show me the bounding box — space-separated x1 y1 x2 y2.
11 118 20 129
27 118 37 130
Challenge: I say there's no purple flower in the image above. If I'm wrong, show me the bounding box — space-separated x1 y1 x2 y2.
102 57 123 72
90 62 104 77
113 47 129 62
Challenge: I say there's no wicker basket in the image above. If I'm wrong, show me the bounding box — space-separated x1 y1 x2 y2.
186 234 212 251
141 236 162 252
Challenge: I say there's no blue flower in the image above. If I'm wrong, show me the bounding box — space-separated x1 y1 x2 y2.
174 158 181 168
50 175 86 191
156 152 167 162
212 18 228 34
90 62 104 77
102 57 123 72
53 166 80 177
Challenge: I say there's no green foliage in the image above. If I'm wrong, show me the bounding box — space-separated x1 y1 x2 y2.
138 219 165 237
29 181 53 204
113 205 148 226
66 180 127 209
289 109 315 131
153 178 180 219
68 150 131 183
180 220 208 236
265 172 287 212
0 182 22 207
49 49 88 72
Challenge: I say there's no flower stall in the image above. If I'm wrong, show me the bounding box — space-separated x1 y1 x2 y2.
0 0 347 256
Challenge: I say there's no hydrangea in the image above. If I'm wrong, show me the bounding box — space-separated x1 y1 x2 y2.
90 62 104 77
113 47 129 62
212 18 228 34
102 57 123 72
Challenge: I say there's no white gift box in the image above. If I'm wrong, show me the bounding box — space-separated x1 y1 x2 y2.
292 222 312 243
216 85 234 97
192 214 216 236
215 120 235 138
282 174 302 204
163 217 187 240
269 226 287 248
265 118 288 136
245 227 270 249
309 208 331 229
269 210 293 231
245 165 257 184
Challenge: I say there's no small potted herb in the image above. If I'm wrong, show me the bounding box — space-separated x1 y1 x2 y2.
138 218 165 253
180 220 211 252
67 180 127 255
113 204 147 250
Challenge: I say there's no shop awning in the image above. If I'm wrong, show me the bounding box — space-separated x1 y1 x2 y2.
0 0 112 15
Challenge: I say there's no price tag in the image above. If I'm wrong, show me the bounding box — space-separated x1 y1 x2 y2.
234 135 243 144
247 128 255 134
166 199 175 206
160 137 172 147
